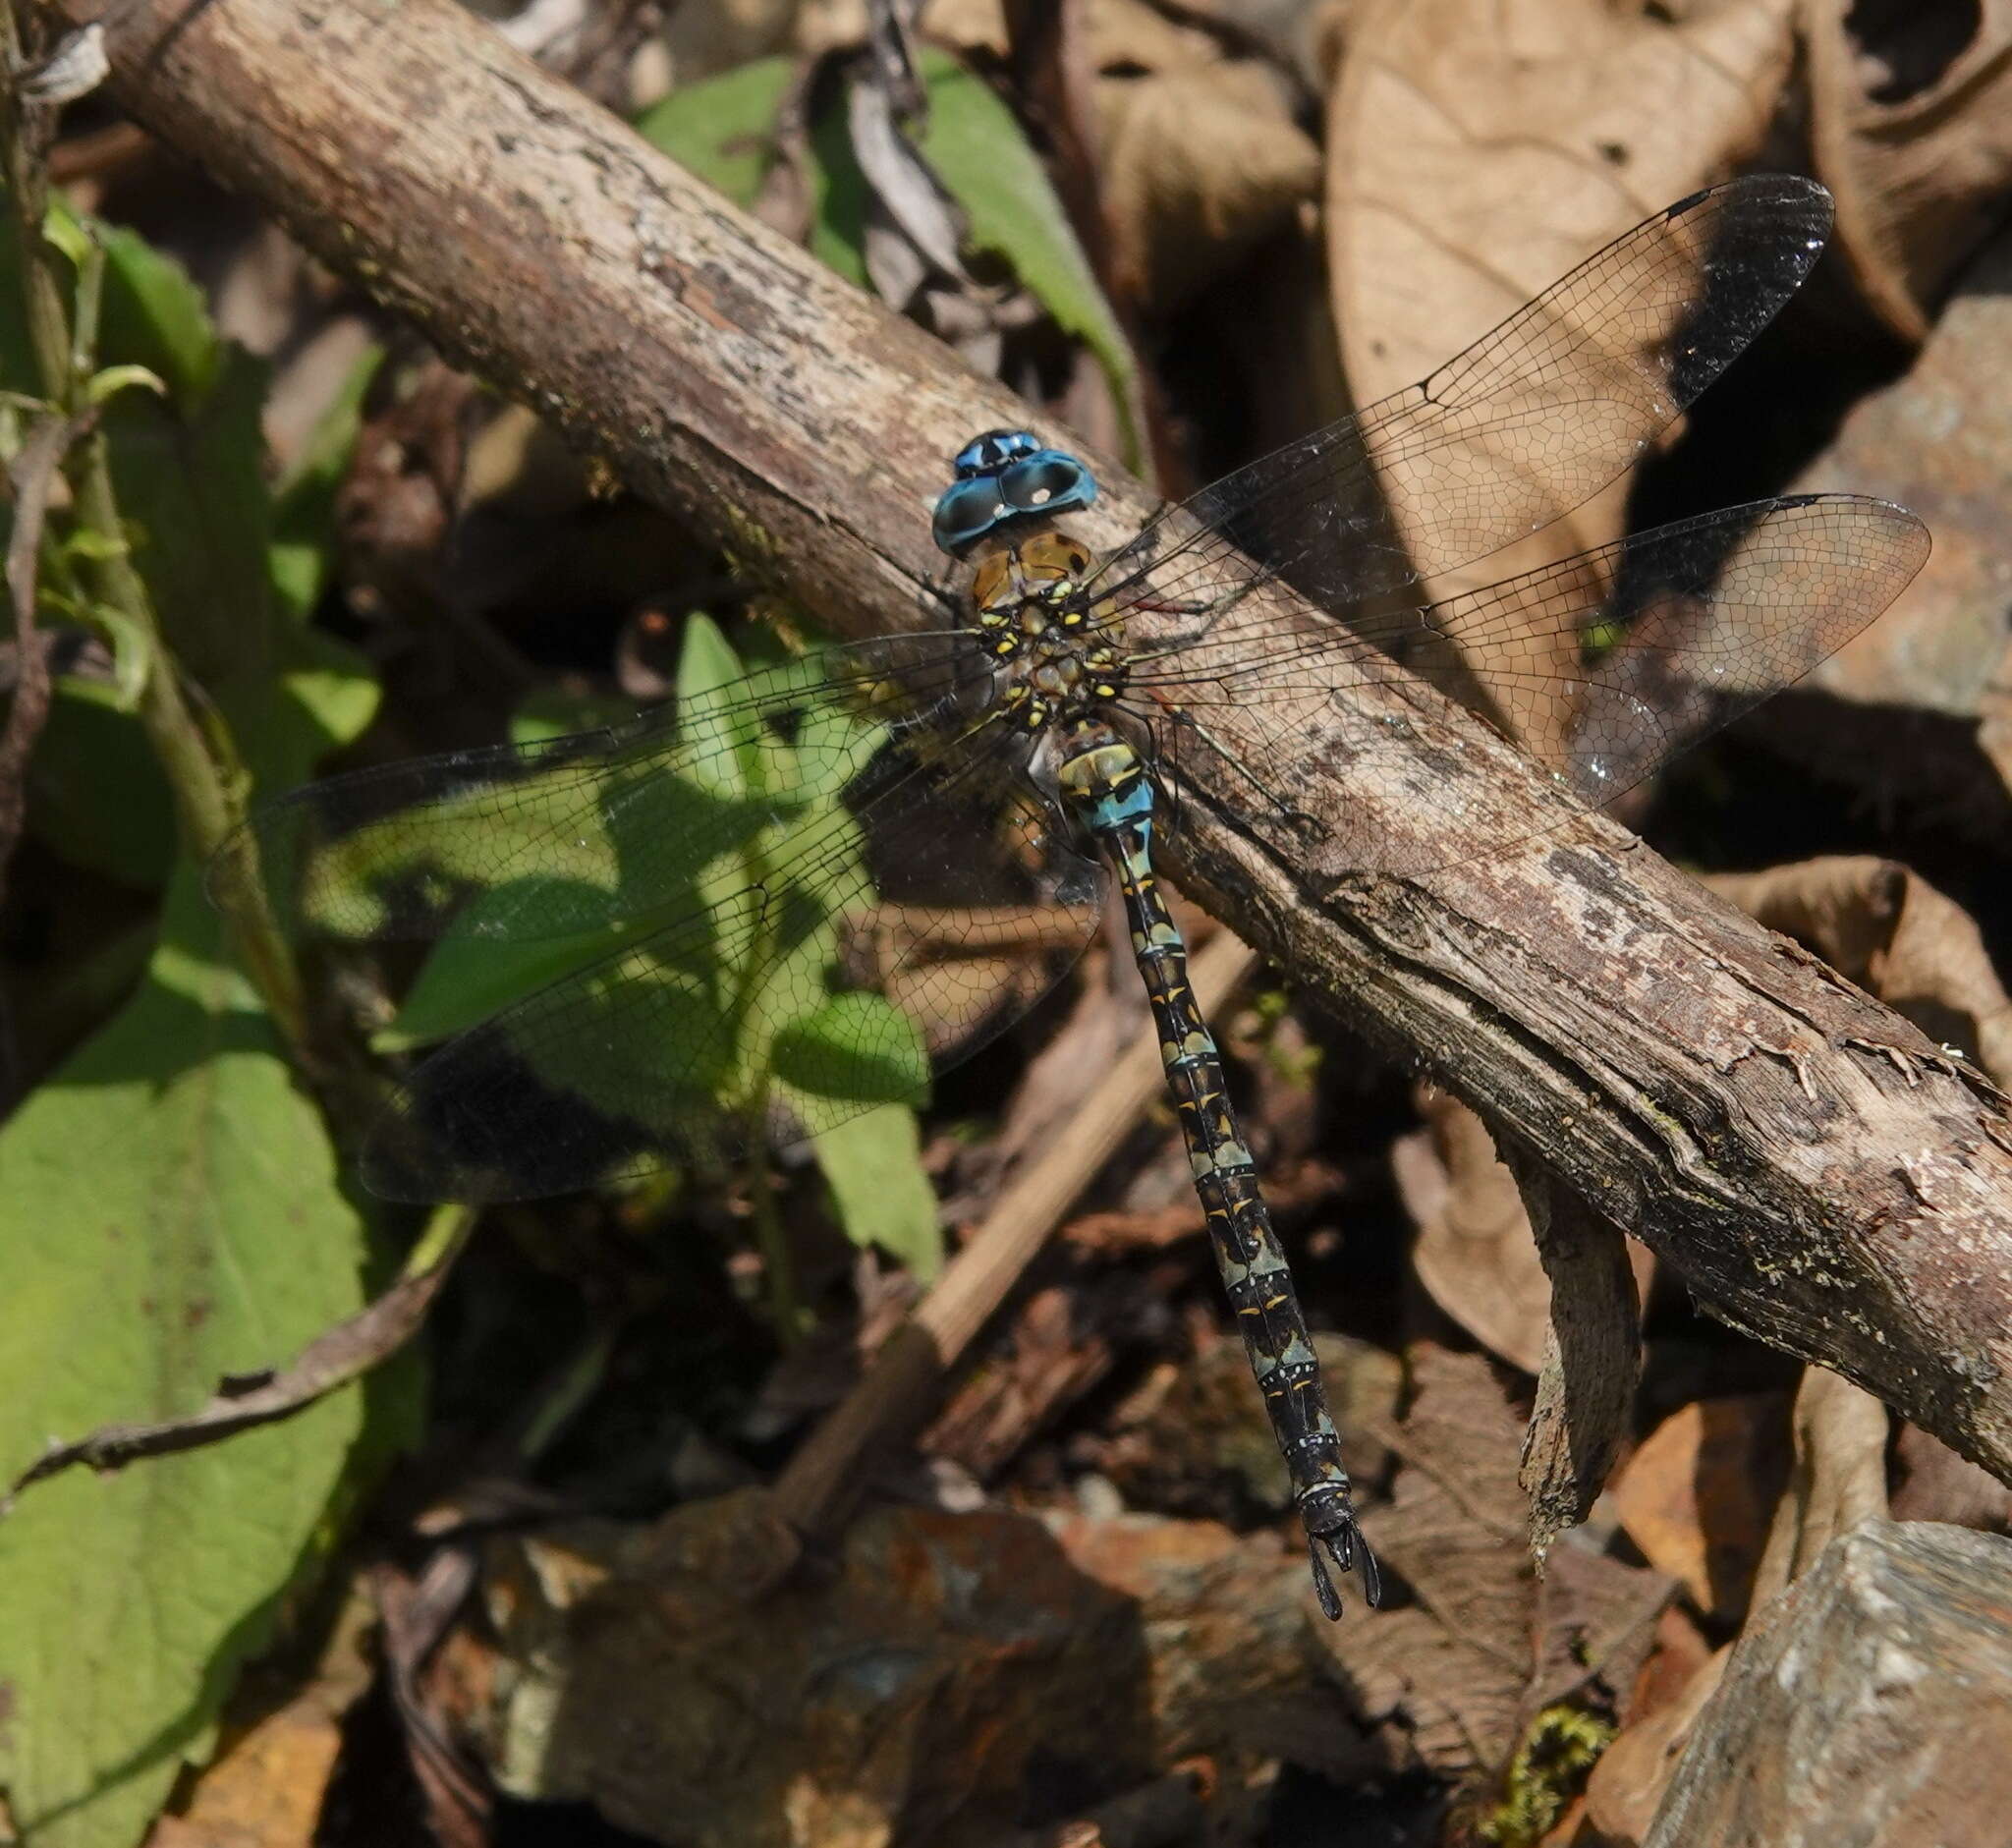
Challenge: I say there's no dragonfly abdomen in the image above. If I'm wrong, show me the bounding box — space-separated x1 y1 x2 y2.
1057 734 1377 1615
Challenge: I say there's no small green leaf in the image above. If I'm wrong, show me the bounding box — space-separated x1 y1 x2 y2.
81 599 152 709
269 344 383 623
914 49 1142 470
511 686 639 748
634 56 793 207
805 1101 942 1277
62 523 133 564
96 218 223 406
106 341 276 700
84 361 167 408
0 867 371 1847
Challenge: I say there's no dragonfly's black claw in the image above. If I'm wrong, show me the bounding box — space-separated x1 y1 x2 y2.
1308 1521 1381 1619
1309 1538 1344 1622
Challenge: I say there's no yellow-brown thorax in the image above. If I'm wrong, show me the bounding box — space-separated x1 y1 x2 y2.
967 529 1130 738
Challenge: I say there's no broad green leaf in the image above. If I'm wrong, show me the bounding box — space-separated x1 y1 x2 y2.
487 937 732 1128
297 776 621 938
511 686 640 748
379 879 658 1050
0 867 372 1848
914 49 1142 470
269 344 383 623
28 680 177 888
800 1099 941 1277
633 56 792 207
770 989 929 1105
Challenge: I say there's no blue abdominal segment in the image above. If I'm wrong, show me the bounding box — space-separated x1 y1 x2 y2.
932 427 1099 555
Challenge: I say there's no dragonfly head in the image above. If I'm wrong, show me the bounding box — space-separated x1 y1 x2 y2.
932 427 1099 556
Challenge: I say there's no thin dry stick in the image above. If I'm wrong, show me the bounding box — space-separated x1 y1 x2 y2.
0 411 71 904
773 926 1261 1540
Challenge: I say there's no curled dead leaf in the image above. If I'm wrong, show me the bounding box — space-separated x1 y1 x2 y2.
1097 61 1319 310
1805 0 2012 341
1399 1091 1552 1375
1788 220 2012 805
1605 1395 1791 1620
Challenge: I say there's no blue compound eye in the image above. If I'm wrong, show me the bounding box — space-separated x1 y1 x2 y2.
931 476 1008 554
1001 452 1097 520
952 427 1041 479
932 444 1100 553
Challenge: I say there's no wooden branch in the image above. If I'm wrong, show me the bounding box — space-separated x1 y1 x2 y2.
71 0 2012 1485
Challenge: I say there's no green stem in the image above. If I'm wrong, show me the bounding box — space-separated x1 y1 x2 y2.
744 1096 804 1350
0 0 312 1063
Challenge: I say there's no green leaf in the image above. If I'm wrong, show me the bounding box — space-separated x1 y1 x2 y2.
96 219 223 407
914 49 1142 470
379 880 651 1050
511 686 640 748
0 866 372 1847
104 338 276 699
269 344 383 624
675 611 755 797
84 362 167 409
804 1101 942 1278
770 989 928 1105
28 679 176 888
634 56 793 207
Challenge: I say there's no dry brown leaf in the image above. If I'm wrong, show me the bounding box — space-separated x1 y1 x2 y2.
1399 1091 1553 1375
1605 1395 1791 1620
1585 1643 1731 1848
1325 0 1799 761
1804 0 2012 342
1098 62 1320 310
1325 1347 1672 1785
145 1590 377 1848
1890 1421 2012 1532
1707 857 2012 1084
1747 1364 1890 1611
1785 221 2012 809
145 1705 345 1848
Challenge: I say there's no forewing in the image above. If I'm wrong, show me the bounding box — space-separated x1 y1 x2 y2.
218 632 993 942
1082 174 1833 628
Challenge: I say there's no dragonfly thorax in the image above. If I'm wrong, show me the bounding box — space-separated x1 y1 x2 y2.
967 527 1130 738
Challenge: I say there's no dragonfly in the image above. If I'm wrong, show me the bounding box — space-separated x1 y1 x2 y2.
226 173 1928 1619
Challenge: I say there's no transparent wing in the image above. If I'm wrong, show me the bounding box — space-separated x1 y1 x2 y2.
1127 495 1929 876
1080 174 1833 629
219 632 995 942
218 633 1108 1201
359 716 1105 1202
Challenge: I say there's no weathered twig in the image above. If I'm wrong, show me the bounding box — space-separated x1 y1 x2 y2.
0 410 72 904
6 1204 475 1493
65 0 2012 1486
